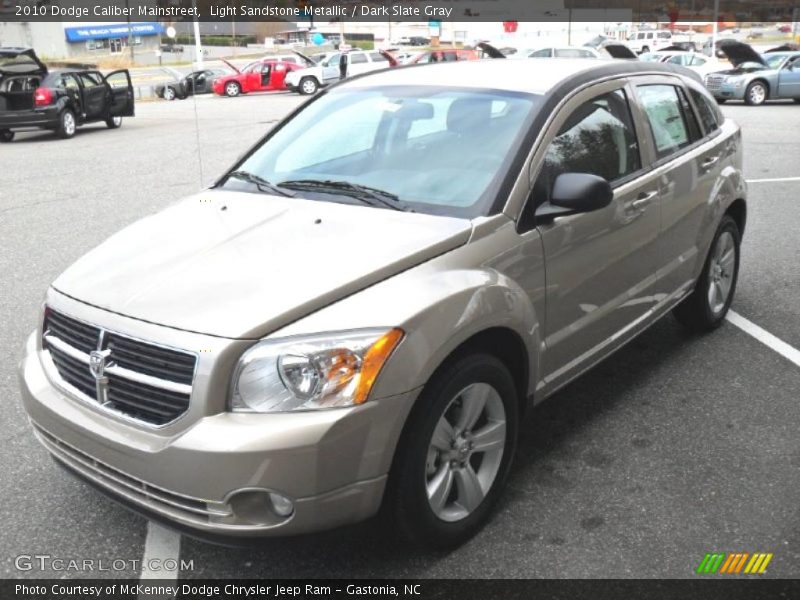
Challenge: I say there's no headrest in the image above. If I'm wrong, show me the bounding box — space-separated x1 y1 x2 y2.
447 97 493 136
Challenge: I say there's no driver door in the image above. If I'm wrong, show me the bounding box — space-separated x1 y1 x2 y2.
526 81 661 386
103 70 134 117
777 56 800 98
321 54 341 83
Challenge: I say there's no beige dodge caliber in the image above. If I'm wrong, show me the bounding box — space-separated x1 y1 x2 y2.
19 59 746 547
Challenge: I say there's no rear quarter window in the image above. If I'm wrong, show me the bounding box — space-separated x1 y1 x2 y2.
689 87 721 134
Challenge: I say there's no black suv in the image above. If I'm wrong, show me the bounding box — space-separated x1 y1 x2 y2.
0 47 134 142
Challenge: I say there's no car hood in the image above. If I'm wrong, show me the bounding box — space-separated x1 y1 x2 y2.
602 43 637 59
718 41 766 68
52 190 472 339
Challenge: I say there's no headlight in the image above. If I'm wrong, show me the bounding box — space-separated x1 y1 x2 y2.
230 328 404 413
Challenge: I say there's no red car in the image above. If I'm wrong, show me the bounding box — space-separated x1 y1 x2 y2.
405 43 505 65
212 57 313 97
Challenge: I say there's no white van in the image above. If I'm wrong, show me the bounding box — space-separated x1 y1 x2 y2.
627 29 673 54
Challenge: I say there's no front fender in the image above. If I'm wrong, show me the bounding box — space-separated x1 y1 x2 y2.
271 238 544 402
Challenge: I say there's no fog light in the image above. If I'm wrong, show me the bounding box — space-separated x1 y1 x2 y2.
269 492 294 517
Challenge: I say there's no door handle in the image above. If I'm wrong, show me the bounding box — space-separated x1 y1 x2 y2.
701 155 720 168
630 191 658 210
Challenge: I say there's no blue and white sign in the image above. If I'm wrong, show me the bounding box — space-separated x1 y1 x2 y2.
64 23 165 42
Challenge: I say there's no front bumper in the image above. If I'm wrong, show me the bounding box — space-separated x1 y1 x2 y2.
709 83 746 100
19 331 417 538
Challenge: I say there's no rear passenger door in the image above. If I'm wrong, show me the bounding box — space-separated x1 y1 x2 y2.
526 80 662 385
77 72 107 119
632 79 720 299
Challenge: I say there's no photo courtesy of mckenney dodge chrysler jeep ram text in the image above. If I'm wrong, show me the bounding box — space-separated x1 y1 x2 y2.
19 58 746 547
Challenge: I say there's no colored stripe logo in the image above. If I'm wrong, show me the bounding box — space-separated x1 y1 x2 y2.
696 552 773 574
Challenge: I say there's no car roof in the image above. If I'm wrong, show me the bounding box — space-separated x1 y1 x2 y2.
338 58 696 95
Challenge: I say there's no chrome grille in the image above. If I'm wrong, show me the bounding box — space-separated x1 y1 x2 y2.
42 307 196 426
705 75 724 92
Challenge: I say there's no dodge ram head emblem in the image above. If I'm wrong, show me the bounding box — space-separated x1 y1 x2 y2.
89 350 107 378
88 349 112 404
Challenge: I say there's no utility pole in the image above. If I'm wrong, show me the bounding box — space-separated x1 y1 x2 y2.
711 0 719 57
192 0 203 68
125 0 134 62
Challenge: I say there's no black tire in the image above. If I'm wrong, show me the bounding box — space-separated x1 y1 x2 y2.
105 115 123 129
163 86 177 101
298 77 318 95
673 215 741 333
224 81 241 97
641 45 650 53
744 80 768 106
716 98 727 104
0 129 14 142
793 98 800 104
56 109 77 139
385 353 519 548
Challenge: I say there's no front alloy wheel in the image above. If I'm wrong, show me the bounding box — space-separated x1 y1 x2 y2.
225 82 241 97
426 383 507 522
106 115 122 129
745 81 767 105
385 353 519 548
163 86 176 101
299 77 318 95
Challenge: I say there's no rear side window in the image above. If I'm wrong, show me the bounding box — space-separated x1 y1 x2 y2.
529 48 553 57
689 87 721 134
636 85 700 159
369 52 388 62
349 53 367 64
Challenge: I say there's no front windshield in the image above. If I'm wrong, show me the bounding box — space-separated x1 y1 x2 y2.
227 86 539 217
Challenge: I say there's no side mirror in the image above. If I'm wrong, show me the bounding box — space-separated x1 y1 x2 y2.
549 173 614 212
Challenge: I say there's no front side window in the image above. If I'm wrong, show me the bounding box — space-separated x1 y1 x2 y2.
529 48 553 58
534 89 641 204
229 87 539 217
637 84 698 158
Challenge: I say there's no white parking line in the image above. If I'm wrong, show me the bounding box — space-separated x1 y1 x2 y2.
726 310 800 368
139 521 181 591
745 176 800 183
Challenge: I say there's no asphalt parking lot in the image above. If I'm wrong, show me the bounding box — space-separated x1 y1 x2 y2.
1 91 799 580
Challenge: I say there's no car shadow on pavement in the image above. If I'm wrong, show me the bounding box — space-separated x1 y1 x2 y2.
177 315 703 578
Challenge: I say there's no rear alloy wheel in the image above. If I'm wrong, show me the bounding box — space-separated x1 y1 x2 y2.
106 115 123 129
745 81 767 106
0 129 14 142
225 82 241 97
299 77 318 95
673 215 740 332
56 109 76 139
386 353 519 548
163 86 176 101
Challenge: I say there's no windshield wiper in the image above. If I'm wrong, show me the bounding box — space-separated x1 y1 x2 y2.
278 179 409 211
227 170 295 197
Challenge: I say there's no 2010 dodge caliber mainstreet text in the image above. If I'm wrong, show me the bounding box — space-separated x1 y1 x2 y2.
19 59 746 547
